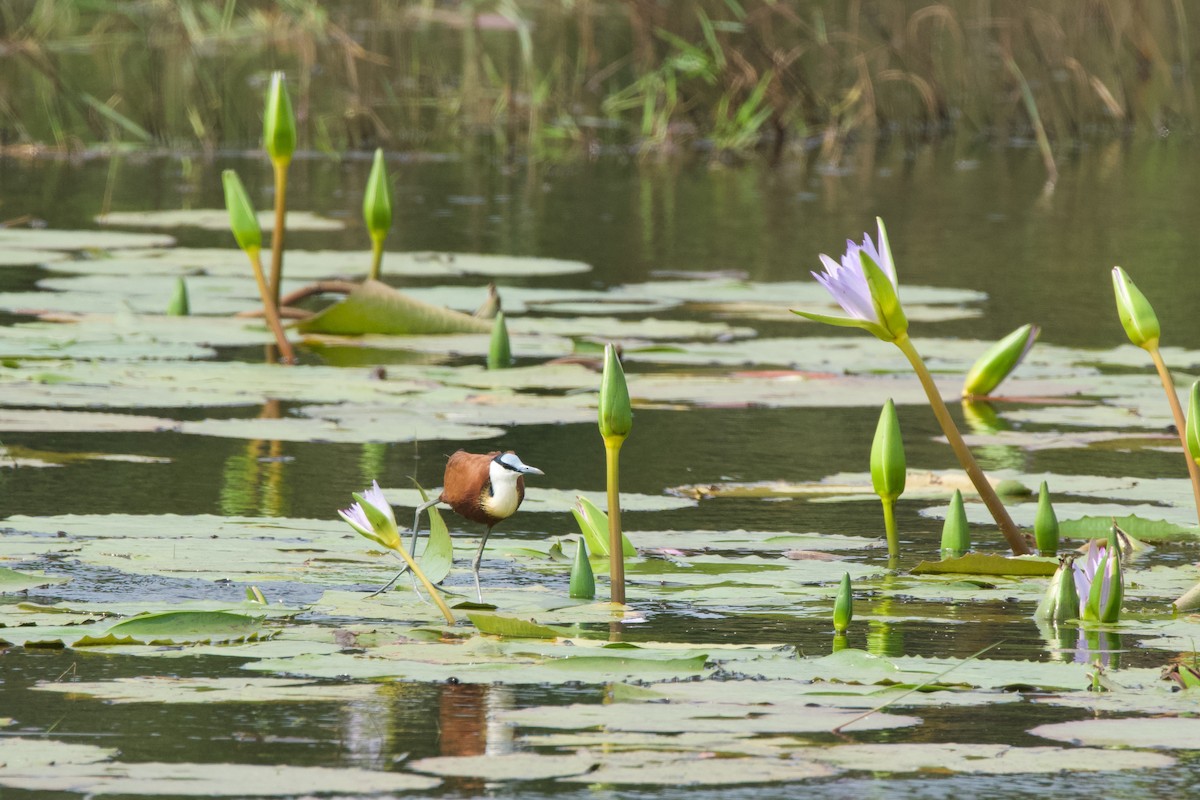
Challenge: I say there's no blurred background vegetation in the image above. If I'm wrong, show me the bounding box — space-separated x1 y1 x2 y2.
0 0 1195 162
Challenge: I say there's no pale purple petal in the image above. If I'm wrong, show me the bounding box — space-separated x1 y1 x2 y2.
813 254 875 321
359 480 396 526
338 502 373 536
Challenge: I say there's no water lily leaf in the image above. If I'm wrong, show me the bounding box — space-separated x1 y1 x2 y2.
381 486 695 515
0 738 117 770
0 248 70 265
297 279 490 335
414 485 453 584
561 752 836 784
87 610 270 646
96 209 345 231
32 676 382 704
1059 515 1199 542
806 743 1173 774
0 408 179 433
408 753 598 781
0 567 69 593
910 554 1059 576
0 760 438 795
1031 717 1200 749
0 228 174 251
467 611 564 639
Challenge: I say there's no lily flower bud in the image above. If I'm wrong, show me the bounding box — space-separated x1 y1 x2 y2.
940 490 971 559
1034 481 1059 556
263 71 296 166
363 147 393 246
338 481 402 551
1112 266 1160 350
487 311 512 370
1035 558 1080 623
166 277 190 316
833 572 853 633
598 343 632 443
221 170 262 253
962 323 1040 398
569 538 596 599
870 399 906 502
1188 381 1200 466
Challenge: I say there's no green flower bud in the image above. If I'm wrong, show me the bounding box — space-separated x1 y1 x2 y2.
166 276 190 316
1034 481 1059 556
569 538 596 599
263 71 296 165
832 572 853 633
598 343 632 443
1035 560 1080 623
487 311 512 370
870 399 906 502
245 586 267 604
962 323 1040 398
221 169 262 253
939 490 971 559
1188 381 1200 466
363 147 393 246
1112 266 1160 350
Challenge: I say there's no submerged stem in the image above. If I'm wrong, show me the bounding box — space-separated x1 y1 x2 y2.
894 335 1030 555
1149 347 1200 527
605 439 626 604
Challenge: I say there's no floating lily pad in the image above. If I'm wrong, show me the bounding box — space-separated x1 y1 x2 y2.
32 676 381 704
1031 717 1200 749
95 209 345 231
0 228 174 251
805 742 1173 774
0 759 438 795
0 248 70 266
910 554 1059 577
0 738 117 770
408 753 598 781
0 567 69 593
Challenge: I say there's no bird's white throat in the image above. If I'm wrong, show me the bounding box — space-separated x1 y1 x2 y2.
484 459 523 519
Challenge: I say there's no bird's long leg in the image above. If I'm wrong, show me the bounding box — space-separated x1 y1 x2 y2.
471 524 494 603
368 498 440 597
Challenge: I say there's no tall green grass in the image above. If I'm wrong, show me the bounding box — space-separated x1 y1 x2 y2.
1 1 1194 161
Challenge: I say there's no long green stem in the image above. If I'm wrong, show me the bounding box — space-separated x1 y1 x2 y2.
269 161 289 309
881 497 898 559
605 439 626 604
246 249 296 364
1149 347 1200 527
894 334 1030 555
389 543 456 625
368 238 384 282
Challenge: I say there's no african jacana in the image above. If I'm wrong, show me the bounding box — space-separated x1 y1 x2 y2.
386 450 543 601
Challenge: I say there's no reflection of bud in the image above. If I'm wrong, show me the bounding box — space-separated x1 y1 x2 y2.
962 323 1039 398
487 311 512 370
1034 481 1059 556
569 538 596 599
870 399 905 502
221 170 262 252
363 148 393 246
1188 381 1200 466
1112 266 1160 350
832 572 853 633
263 71 296 165
598 343 632 443
939 490 971 559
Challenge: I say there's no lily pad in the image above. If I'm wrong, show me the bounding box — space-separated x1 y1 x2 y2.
559 752 836 785
408 753 598 781
910 554 1059 576
1031 717 1200 749
297 280 492 335
95 209 345 231
32 676 382 704
0 228 174 251
0 567 70 593
806 742 1173 774
92 610 270 646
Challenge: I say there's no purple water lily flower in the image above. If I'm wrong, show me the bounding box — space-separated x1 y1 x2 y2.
339 480 401 550
1073 537 1123 624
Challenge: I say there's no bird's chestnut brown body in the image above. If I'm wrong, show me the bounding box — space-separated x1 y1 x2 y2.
439 450 527 526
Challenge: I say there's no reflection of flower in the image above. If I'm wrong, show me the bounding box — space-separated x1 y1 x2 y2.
794 218 908 343
1073 538 1123 624
338 481 402 551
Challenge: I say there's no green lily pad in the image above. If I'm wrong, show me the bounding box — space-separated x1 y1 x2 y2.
95 209 345 231
408 753 598 781
1059 515 1199 542
806 742 1173 774
0 567 70 593
0 248 70 266
297 280 491 336
0 228 174 251
85 610 271 646
32 676 382 704
0 759 439 795
0 738 117 770
1031 717 1200 749
468 611 564 639
910 554 1059 576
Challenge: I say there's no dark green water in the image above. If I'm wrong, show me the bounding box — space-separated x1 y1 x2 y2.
4 140 1200 796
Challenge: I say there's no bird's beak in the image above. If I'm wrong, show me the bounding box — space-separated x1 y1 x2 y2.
520 464 544 476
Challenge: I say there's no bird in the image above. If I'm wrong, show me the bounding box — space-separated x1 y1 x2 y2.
380 450 543 602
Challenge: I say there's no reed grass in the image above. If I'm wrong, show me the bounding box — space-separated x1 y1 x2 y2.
1 1 1196 162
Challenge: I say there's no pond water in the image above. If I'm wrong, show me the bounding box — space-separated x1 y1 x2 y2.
4 138 1200 797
